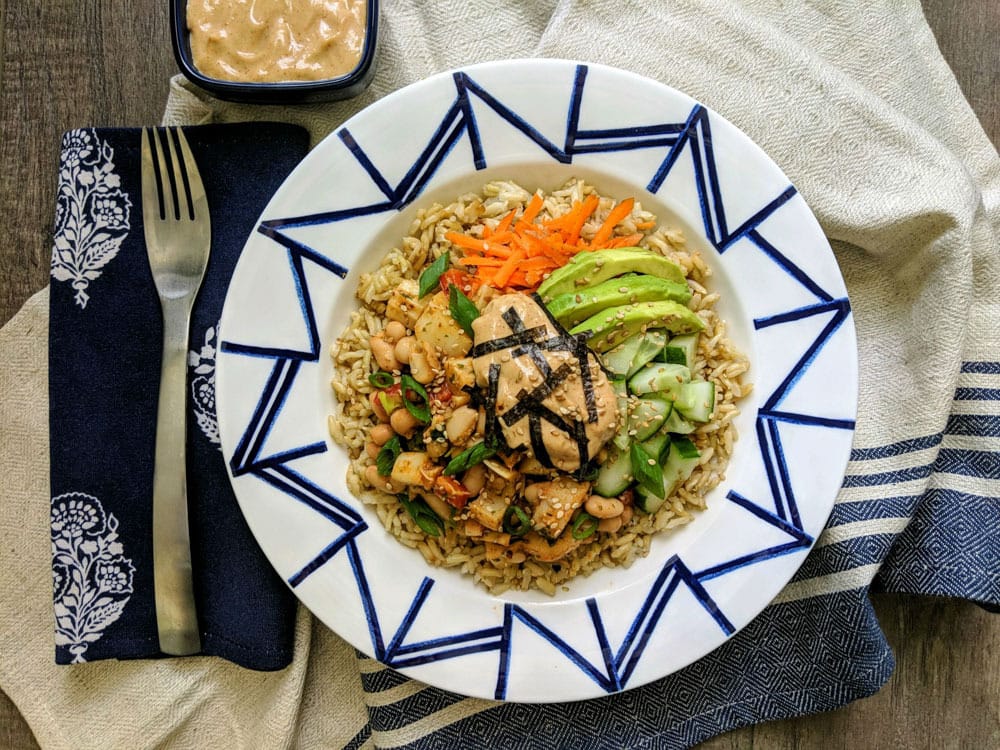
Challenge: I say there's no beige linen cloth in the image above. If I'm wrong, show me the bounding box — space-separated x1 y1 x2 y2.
1 1 996 748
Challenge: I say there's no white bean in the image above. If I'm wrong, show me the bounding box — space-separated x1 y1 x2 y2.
394 336 415 364
409 348 434 384
462 463 487 496
584 495 624 519
384 321 407 343
369 335 400 372
364 464 403 493
597 516 623 533
390 407 421 437
446 406 478 445
370 423 395 446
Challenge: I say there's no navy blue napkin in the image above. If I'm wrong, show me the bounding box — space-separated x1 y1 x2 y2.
49 123 309 670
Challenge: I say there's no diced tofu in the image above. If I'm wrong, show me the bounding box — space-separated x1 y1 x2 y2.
465 473 514 531
414 291 473 358
511 531 582 562
466 492 508 532
526 476 589 539
391 452 441 489
444 357 476 392
385 279 426 328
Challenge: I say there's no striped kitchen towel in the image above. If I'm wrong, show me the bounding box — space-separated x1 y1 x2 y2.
0 1 994 749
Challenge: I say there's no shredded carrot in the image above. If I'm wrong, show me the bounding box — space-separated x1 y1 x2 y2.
590 197 635 249
605 233 644 248
495 209 516 234
444 190 640 291
519 191 545 226
456 256 505 267
493 248 525 288
444 232 489 253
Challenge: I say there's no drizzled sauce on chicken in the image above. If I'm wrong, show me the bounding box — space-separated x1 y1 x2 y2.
471 294 618 473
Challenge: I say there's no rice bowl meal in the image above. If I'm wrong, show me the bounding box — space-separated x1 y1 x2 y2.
328 179 751 595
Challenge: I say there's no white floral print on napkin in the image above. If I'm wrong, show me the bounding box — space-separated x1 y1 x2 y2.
51 492 134 663
50 129 131 309
189 321 221 447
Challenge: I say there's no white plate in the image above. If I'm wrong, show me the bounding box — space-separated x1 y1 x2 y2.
216 59 857 702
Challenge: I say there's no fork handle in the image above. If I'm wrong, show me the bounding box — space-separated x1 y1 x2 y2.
152 295 202 656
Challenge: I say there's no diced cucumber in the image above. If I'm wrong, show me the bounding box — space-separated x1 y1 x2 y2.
663 333 699 369
601 335 643 378
628 362 690 397
639 431 670 461
629 396 672 441
675 379 716 423
627 330 667 379
593 445 633 497
634 486 667 513
662 408 697 435
660 345 688 365
634 439 701 513
611 379 631 451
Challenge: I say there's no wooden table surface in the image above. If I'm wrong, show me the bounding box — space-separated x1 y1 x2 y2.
1 2 997 748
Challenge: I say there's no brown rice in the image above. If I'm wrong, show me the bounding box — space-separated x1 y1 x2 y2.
328 179 751 595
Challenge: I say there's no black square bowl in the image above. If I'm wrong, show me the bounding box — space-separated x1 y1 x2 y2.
171 0 379 104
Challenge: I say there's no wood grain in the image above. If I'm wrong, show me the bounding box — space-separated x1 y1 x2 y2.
0 1 996 748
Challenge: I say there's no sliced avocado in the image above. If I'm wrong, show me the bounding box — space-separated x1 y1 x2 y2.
570 300 704 352
537 248 687 301
546 274 692 328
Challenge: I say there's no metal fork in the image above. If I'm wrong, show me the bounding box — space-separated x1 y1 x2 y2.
140 127 211 655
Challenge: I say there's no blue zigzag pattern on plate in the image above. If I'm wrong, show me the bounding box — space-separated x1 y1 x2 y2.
221 63 854 697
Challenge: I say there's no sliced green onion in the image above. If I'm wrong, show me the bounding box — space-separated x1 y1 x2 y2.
419 253 449 298
502 505 532 537
443 441 496 476
400 373 428 402
400 374 431 424
375 435 402 477
448 284 480 337
630 442 664 499
672 435 701 460
397 494 444 536
368 371 395 388
571 511 598 540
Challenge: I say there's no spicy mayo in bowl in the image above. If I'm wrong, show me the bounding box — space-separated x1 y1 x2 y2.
171 0 379 103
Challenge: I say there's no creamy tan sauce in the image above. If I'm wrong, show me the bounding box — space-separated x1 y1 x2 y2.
471 295 618 473
187 0 367 83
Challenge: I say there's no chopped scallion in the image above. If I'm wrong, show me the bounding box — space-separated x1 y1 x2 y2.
398 494 444 536
400 374 431 424
368 371 395 388
448 284 480 337
630 442 664 499
418 253 449 298
375 435 402 476
571 511 598 540
444 441 496 476
502 505 532 536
